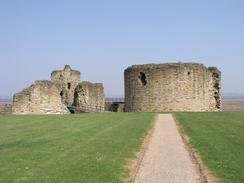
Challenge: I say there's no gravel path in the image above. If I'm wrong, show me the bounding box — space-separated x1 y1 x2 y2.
134 114 204 183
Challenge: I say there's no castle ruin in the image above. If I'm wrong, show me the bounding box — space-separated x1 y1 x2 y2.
124 63 221 112
11 62 221 114
12 65 105 114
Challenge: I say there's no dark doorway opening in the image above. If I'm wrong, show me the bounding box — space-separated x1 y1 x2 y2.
139 72 147 86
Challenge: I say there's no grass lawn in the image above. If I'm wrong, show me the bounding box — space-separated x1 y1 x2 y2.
0 113 155 183
174 112 244 183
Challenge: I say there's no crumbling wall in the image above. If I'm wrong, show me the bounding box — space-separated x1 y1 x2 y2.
208 67 221 110
12 65 106 114
12 81 70 114
124 63 221 112
74 81 105 112
51 65 80 106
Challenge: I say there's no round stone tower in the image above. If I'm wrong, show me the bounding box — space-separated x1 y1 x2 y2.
124 63 221 112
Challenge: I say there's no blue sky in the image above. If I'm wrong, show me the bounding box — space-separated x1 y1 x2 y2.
0 0 244 97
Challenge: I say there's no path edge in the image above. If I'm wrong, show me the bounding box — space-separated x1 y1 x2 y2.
128 114 159 183
173 114 221 183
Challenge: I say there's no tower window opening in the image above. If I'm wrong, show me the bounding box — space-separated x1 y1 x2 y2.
139 72 147 86
68 83 71 89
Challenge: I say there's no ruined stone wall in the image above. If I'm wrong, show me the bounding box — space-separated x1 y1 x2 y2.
12 81 70 114
124 63 221 112
51 65 80 106
74 81 105 112
0 104 12 114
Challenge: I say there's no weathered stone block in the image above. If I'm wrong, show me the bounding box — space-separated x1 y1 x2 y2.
74 81 105 112
12 80 70 114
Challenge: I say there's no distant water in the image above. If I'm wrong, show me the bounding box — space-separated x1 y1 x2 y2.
0 99 12 104
223 98 244 102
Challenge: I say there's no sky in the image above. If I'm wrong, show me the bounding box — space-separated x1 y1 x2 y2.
0 0 244 98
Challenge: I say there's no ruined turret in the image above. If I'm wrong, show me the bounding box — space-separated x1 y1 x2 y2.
51 65 80 106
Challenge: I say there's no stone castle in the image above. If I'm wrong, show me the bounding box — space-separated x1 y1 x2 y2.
124 63 221 112
11 62 221 114
12 65 105 114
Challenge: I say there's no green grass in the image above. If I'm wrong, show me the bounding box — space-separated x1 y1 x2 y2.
0 113 155 183
174 112 244 183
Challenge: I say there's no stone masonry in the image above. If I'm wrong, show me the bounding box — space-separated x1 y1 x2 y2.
11 63 221 114
74 81 105 111
51 65 80 106
12 65 105 114
12 81 70 114
124 63 221 112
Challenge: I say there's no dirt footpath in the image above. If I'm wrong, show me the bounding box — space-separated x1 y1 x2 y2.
134 114 204 183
